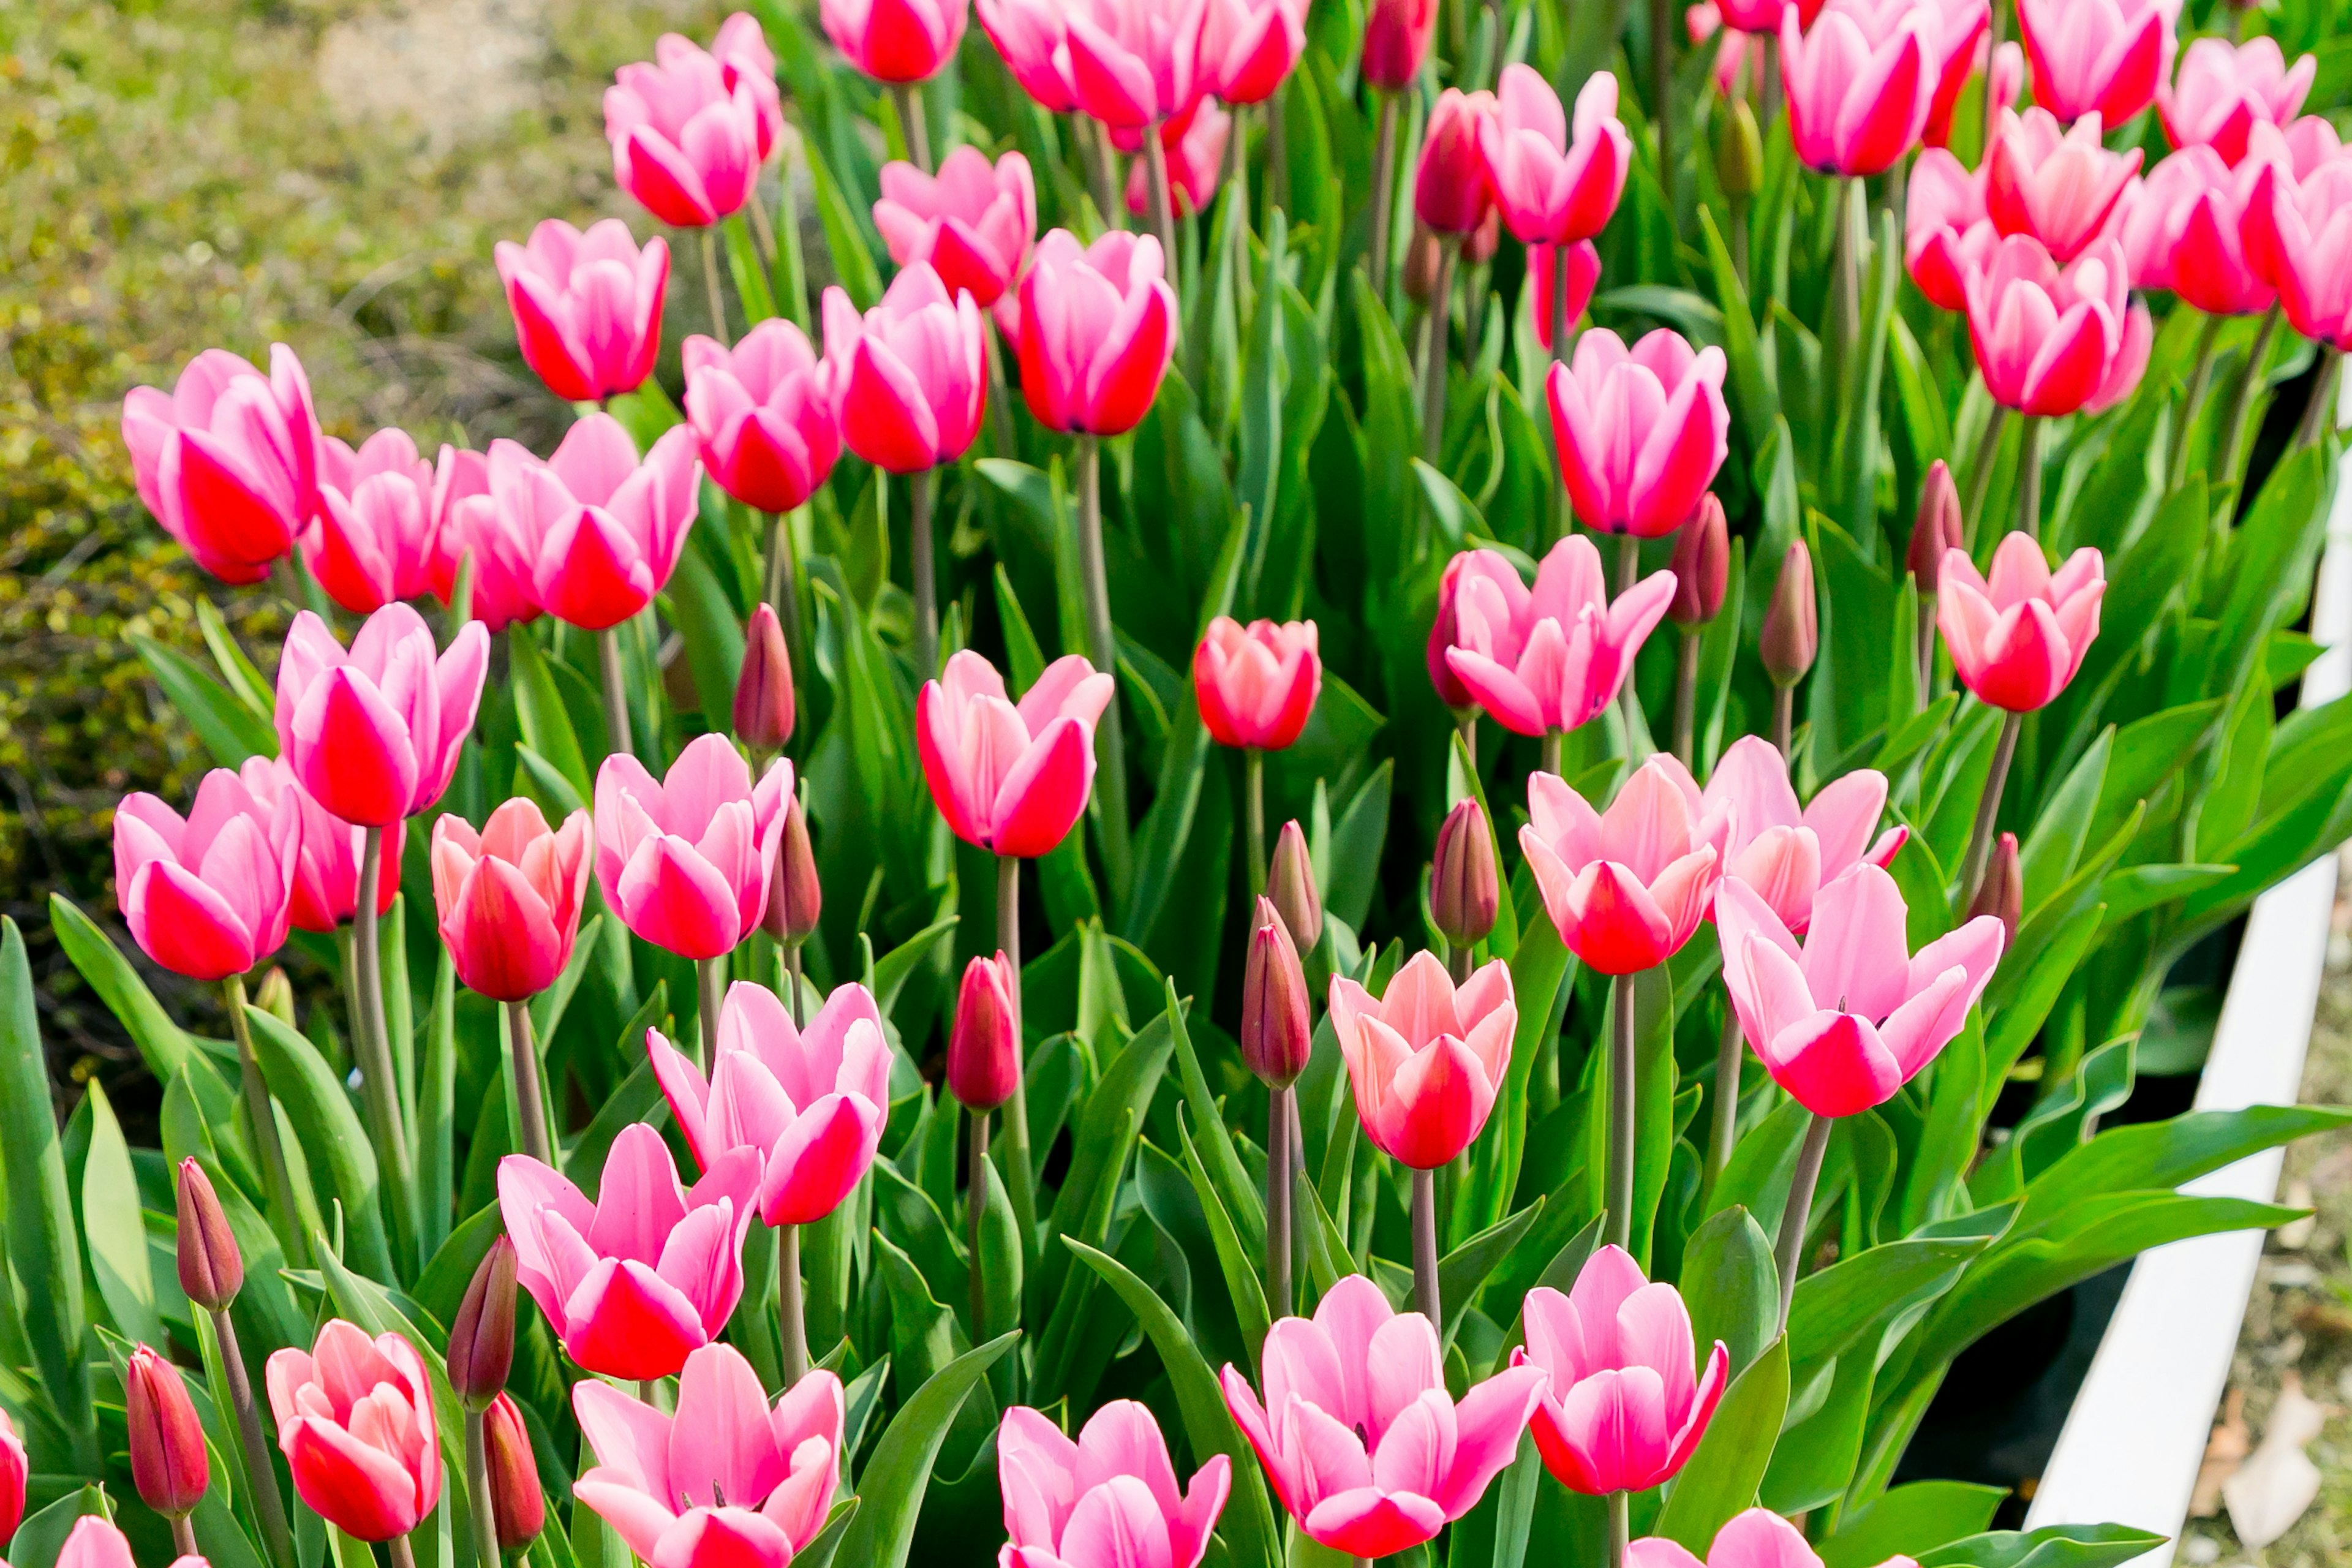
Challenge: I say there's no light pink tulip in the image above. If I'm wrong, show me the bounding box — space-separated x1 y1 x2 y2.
1016 230 1179 435
1194 616 1321 751
650 980 891 1226
114 766 298 982
574 1344 843 1568
682 322 842 516
1328 951 1517 1169
1528 241 1604 350
1937 533 2105 713
1984 109 2142 263
1779 0 1940 177
301 428 442 614
1442 536 1679 737
236 758 401 934
1521 757 1727 976
1547 327 1730 537
1414 88 1499 235
998 1401 1231 1568
980 0 1079 112
1920 1 1992 149
875 148 1038 311
2277 115 2350 180
2246 156 2352 350
1719 864 2003 1117
494 220 669 404
1517 1246 1728 1494
1962 235 2151 416
1199 0 1306 105
918 650 1115 858
478 414 703 632
53 1518 141 1568
121 345 321 585
605 38 764 226
500 1123 761 1379
1122 97 1232 220
2015 0 2178 127
1219 1275 1546 1558
1682 737 1905 933
266 1321 443 1541
1482 69 1630 247
274 604 489 828
1905 149 1997 312
1362 0 1439 88
1629 1508 1923 1568
1057 0 1208 129
2160 37 2314 167
432 799 590 1003
821 263 988 473
822 0 969 83
710 13 786 160
594 735 791 960
2117 144 2277 317
1990 39 2025 121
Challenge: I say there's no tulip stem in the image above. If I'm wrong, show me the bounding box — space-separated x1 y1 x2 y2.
1672 630 1700 769
1245 748 1267 899
1268 91 1291 211
223 974 307 1268
213 1305 296 1568
1085 119 1124 232
2169 314 2223 491
1607 1491 1630 1568
697 957 727 1068
892 82 931 173
1960 709 2022 912
1144 117 1180 301
465 1406 500 1568
1370 91 1401 298
355 828 421 1273
1418 238 1460 466
764 508 807 712
1074 435 1133 899
1771 684 1794 763
1705 1000 1743 1196
778 1223 809 1387
1650 0 1675 220
785 943 807 1030
1915 592 1939 701
1776 1112 1833 1334
996 854 1038 1254
967 1106 991 1338
1409 1166 1441 1326
1540 729 1562 778
171 1515 198 1560
387 1531 419 1568
598 627 631 759
1266 1084 1294 1322
1606 971 1638 1253
2297 345 2342 448
1830 178 1863 394
2215 305 2284 489
911 466 939 678
505 1000 551 1166
1549 242 1573 365
1615 535 1648 758
701 228 729 349
1960 404 2009 550
2015 416 2043 541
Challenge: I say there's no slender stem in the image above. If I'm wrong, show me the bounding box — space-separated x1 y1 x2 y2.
2015 415 2043 541
910 466 939 679
1549 241 1572 364
1615 535 1646 757
785 944 807 1030
2215 306 2284 488
1776 1112 1834 1333
1370 92 1401 296
745 183 778 265
1419 238 1460 465
967 1106 990 1338
2170 314 2223 491
466 1407 500 1568
700 229 729 348
1607 1490 1630 1568
1410 1166 1441 1325
638 1380 657 1405
1760 33 1780 134
1074 436 1131 895
388 1533 419 1568
1447 938 1474 986
1266 1085 1294 1322
1672 630 1700 769
1268 90 1291 211
778 1223 809 1386
1961 404 2010 550
598 627 631 759
223 974 307 1268
2297 345 2343 448
1606 971 1639 1251
1961 710 2023 910
1831 178 1863 388
353 828 419 1268
1144 118 1180 293
892 82 930 172
697 956 727 1068
1730 198 1751 291
172 1515 200 1561
765 508 806 699
1705 1000 1743 1196
1650 0 1675 219
215 1307 295 1568
996 855 1037 1250
1771 684 1794 761
506 998 550 1166
1455 712 1479 769
1086 119 1123 231
1981 0 2006 152
1226 102 1253 236
1540 729 1563 777
1916 592 1939 699
1245 748 1267 899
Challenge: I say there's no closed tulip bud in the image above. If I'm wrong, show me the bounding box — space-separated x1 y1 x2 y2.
447 1237 518 1411
761 791 823 948
1267 820 1322 952
949 954 1020 1114
1909 461 1964 595
127 1345 209 1519
1968 831 2023 944
175 1157 243 1311
1403 225 1444 304
1431 798 1499 949
254 966 296 1026
1668 494 1730 627
734 603 795 752
1241 897 1313 1088
1761 540 1817 687
1715 96 1764 203
483 1393 545 1550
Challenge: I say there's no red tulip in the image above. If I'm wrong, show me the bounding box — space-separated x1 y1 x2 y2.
53 1518 139 1568
303 428 443 614
1937 533 2105 713
1122 97 1233 221
1000 1402 1231 1568
1547 328 1730 537
1200 0 1306 105
1057 0 1208 130
1414 88 1499 235
121 345 321 584
1194 616 1321 750
605 38 763 225
113 766 298 982
594 736 791 960
236 758 401 933
821 263 988 474
683 321 842 516
127 1344 210 1518
1527 241 1604 351
979 0 1079 112
425 443 489 608
918 650 1115 858
495 219 669 403
1687 737 1905 933
266 1321 443 1541
874 147 1038 311
1905 149 1997 312
0 1409 23 1549
1428 549 1529 710
1918 1 1991 154
432 799 590 1002
1240 895 1313 1088
2245 155 2352 350
483 1393 546 1550
949 952 1022 1112
2117 143 2277 317
273 603 490 827
821 0 970 83
1443 537 1678 737
734 602 797 750
708 15 784 159
176 1158 245 1312
1017 230 1180 436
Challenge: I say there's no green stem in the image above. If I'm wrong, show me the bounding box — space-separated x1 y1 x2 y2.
1704 1000 1743 1196
1917 592 1939 699
701 228 729 348
224 974 307 1268
1607 1490 1630 1568
1074 436 1132 898
2215 306 2284 488
1410 1166 1441 1325
1540 729 1563 777
388 1532 419 1568
1606 971 1638 1251
1085 119 1123 231
172 1516 199 1561
2015 415 2043 541
2297 344 2343 448
1266 1085 1294 1324
1370 92 1401 297
1419 238 1460 465
996 855 1036 1251
2169 313 2223 491
1144 117 1180 299
1776 1112 1834 1333
910 466 938 679
778 1222 808 1387
967 1107 990 1339
1245 747 1267 899
598 627 631 760
354 829 419 1270
1615 535 1646 757
216 1305 296 1568
1771 684 1794 762
697 956 727 1068
466 1408 500 1568
1651 0 1675 218
765 507 806 715
785 943 807 1030
1672 631 1700 769
1961 404 2009 550
1960 710 2022 910
1550 241 1572 364
892 82 930 172
506 998 550 1166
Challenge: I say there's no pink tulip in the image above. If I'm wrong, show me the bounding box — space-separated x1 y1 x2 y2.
0 1408 23 1547
821 0 969 83
605 38 764 226
428 445 490 606
1327 950 1517 1169
2015 0 2178 127
1442 536 1679 737
273 603 489 828
128 1344 210 1520
53 1519 144 1568
949 952 1022 1112
981 0 1080 112
301 428 442 614
999 1401 1231 1568
1016 230 1180 435
1690 7 1756 101
121 345 321 585
1528 241 1604 350
711 13 786 160
236 758 402 933
1123 97 1232 219
1682 737 1905 932
1482 69 1630 247
1517 1246 1728 1494
1428 549 1528 709
500 1123 761 1379
1716 0 1824 30
1920 1 1992 149
649 980 891 1225
1055 0 1208 129
1629 1508 1922 1568
1199 0 1306 105
821 263 988 474
1990 39 2025 121
1521 757 1727 975
443 489 543 633
2160 37 2313 167
494 220 669 404
1414 88 1499 235
1362 0 1439 89
478 414 703 632
1905 149 1997 312
1194 616 1321 751
432 799 590 1003
1779 0 1940 178
1719 863 2003 1117
113 766 296 983
1937 532 2105 712
2117 145 2277 317
875 148 1039 311
1219 1275 1546 1558
918 650 1115 858
1547 327 1730 537
682 322 843 516
594 735 791 960
266 1321 442 1541
1963 235 2151 417
1984 109 2142 263
2245 156 2352 350
2277 115 2350 180
574 1344 842 1568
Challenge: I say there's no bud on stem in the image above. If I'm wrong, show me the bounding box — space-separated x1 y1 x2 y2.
1241 897 1313 1090
1267 819 1322 953
448 1237 519 1411
1430 797 1499 952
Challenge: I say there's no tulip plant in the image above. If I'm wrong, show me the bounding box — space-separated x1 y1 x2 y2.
17 6 2352 1568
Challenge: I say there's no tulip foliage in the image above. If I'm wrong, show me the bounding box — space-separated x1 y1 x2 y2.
23 6 2352 1568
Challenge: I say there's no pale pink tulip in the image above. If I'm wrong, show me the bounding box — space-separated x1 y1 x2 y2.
432 799 590 1003
1057 0 1208 129
2015 0 2179 127
711 13 786 159
1194 617 1321 751
1547 328 1730 537
52 1518 140 1568
683 322 842 516
1016 230 1179 435
2246 156 2352 349
1327 950 1517 1169
594 735 791 960
1937 532 2105 712
1442 535 1679 738
1123 97 1232 219
605 39 764 225
980 0 1079 112
1682 737 1905 933
121 345 321 585
1199 0 1306 105
1963 235 2151 416
494 220 669 404
1629 1508 1923 1568
477 415 703 632
114 767 298 982
1482 69 1631 246
874 147 1038 310
1905 149 1997 312
918 650 1115 858
426 443 489 608
998 1401 1231 1568
236 758 401 934
2117 143 2277 317
303 428 442 614
266 1321 442 1541
443 488 543 633
1780 0 1941 177
274 604 489 828
1521 757 1727 976
822 0 969 83
1984 108 2142 263
2160 36 2315 167
821 263 988 473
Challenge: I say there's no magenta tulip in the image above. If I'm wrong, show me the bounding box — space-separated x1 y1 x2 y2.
494 219 669 404
650 980 891 1225
683 322 842 515
999 1401 1231 1568
1938 533 2106 713
0 1408 23 1548
1920 1 1991 151
875 147 1038 312
127 1343 211 1520
1362 0 1439 89
1219 1275 1546 1558
266 1321 442 1541
113 768 296 982
274 603 489 827
2161 36 2313 167
1056 0 1207 129
1121 97 1232 219
918 650 1115 858
1016 230 1179 435
501 1123 761 1380
1194 616 1321 751
2246 156 2352 350
1327 950 1517 1169
1905 149 1996 312
821 263 987 473
1414 88 1499 235
2118 145 2277 317
302 428 442 614
1714 0 1823 30
1679 737 1905 933
432 799 590 1003
949 952 1022 1113
1984 108 2142 263
1630 1509 1923 1568
605 37 763 226
594 735 791 960
1428 548 1528 710
121 344 321 585
980 0 1080 111
1963 235 2150 416
1547 327 1730 537
1528 241 1604 352
236 758 401 933
2015 0 2177 127
1779 0 1940 177
711 13 786 159
821 0 968 83
1521 757 1727 976
1443 535 1679 738
478 415 702 632
1483 68 1630 246
1199 0 1305 105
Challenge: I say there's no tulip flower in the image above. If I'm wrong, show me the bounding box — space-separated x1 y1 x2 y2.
1016 230 1180 435
703 13 783 158
54 1518 141 1568
979 0 1079 111
114 766 298 982
121 344 321 584
682 322 842 517
1714 0 1823 29
441 487 542 635
483 1392 546 1551
1219 1274 1547 1558
500 1123 762 1379
449 1238 520 1409
1669 492 1730 630
1969 829 2024 943
477 415 703 634
425 443 489 604
762 792 823 951
1984 109 2142 263
1629 1509 1921 1568
1517 1246 1728 1494
432 799 589 1003
919 650 1115 858
1780 0 1940 178
2118 146 2277 318
494 219 668 405
2245 155 2352 350
1528 240 1604 351
1000 1402 1232 1568
734 602 797 752
1963 235 2152 417
1686 737 1905 933
1240 895 1313 1091
575 1344 843 1568
1937 533 2106 713
1267 818 1322 950
948 952 1022 1114
1194 617 1321 752
1431 797 1500 952
128 1344 211 1522
821 0 968 83
0 1409 21 1548
874 147 1038 312
1760 538 1819 694
1362 0 1439 88
1053 0 1206 130
605 38 764 225
219 760 396 937
1547 328 1730 538
1483 69 1631 247
1428 549 1528 712
1442 535 1680 740
2015 0 2178 128
1122 97 1233 220
821 264 988 475
1414 88 1498 236
1920 1 1991 151
266 1321 443 1540
2161 36 2313 167
301 428 442 614
274 603 489 828
1905 149 1997 312
1521 757 1727 976
1199 0 1306 105
595 735 791 960
1328 949 1517 1170
176 1158 244 1312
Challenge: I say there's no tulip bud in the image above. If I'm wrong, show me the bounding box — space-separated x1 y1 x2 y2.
734 603 795 752
1761 539 1817 687
1267 820 1322 952
1668 494 1730 627
1462 207 1501 268
254 966 296 1027
948 954 1019 1114
760 791 823 948
1967 831 2023 945
1714 97 1763 205
1908 461 1964 597
175 1157 243 1312
483 1392 546 1550
126 1345 209 1519
1431 798 1499 948
1240 897 1313 1089
447 1237 518 1411
1403 225 1444 304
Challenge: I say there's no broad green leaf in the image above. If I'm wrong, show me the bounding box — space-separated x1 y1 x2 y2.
1915 1525 2171 1568
835 1333 1019 1568
1034 1009 1174 1316
1436 1200 1544 1346
245 1003 394 1280
508 624 594 805
81 1080 166 1350
134 632 279 764
1679 1206 1777 1379
6 1487 112 1568
48 893 220 1091
1651 1334 1790 1553
1817 1483 2007 1568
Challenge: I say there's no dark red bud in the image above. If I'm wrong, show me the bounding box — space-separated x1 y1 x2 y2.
175 1158 243 1312
1267 820 1322 952
1908 461 1964 595
127 1345 209 1518
1404 225 1444 304
1967 832 2023 946
484 1392 546 1550
948 954 1020 1113
760 791 823 948
733 603 796 752
1241 897 1313 1088
1431 798 1499 948
1761 539 1818 687
447 1237 518 1409
1668 494 1730 627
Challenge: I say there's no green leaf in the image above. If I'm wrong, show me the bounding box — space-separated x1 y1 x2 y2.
508 624 594 806
48 893 218 1091
1651 1334 1790 1553
873 917 960 1017
835 1332 1019 1568
1787 1208 2011 1376
2018 1104 2352 1232
1436 1200 1544 1346
1166 978 1264 1255
1817 1483 2007 1568
806 147 882 311
196 596 275 717
1679 1206 1778 1379
81 1080 166 1350
134 631 279 764
1915 1525 2172 1568
6 1486 112 1568
1174 1109 1272 1362
244 1003 394 1281
565 985 670 1192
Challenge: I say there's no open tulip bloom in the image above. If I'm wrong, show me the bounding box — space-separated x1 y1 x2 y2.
303 427 444 614
1522 758 1727 977
594 735 792 960
1194 616 1320 752
919 650 1115 859
266 1321 443 1542
605 36 764 226
821 0 969 83
1442 537 1679 740
115 766 298 982
274 603 489 829
1779 0 1940 178
243 758 402 934
478 414 703 634
1016 230 1179 435
121 344 321 585
1676 737 1905 934
683 320 842 516
1329 949 1517 1170
998 1402 1231 1568
2015 0 2179 128
495 219 669 404
873 145 1037 314
1983 109 2143 265
431 798 590 1004
1629 1508 1923 1568
1937 533 2106 714
1962 235 2150 417
1482 69 1630 247
2246 152 2352 350
2160 36 2312 166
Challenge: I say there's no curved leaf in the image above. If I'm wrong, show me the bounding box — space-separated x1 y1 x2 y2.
835 1332 1019 1568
